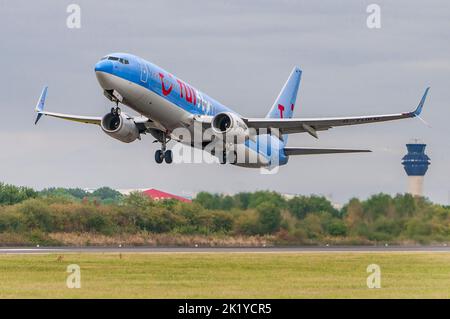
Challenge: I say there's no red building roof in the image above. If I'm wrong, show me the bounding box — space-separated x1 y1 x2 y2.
142 188 192 203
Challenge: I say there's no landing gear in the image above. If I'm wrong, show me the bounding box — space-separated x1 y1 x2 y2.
219 151 226 165
164 150 173 164
219 150 237 165
110 101 121 116
228 151 237 164
154 132 173 164
110 106 121 116
155 149 173 164
155 150 164 164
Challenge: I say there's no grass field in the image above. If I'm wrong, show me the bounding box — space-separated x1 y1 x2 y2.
0 252 449 298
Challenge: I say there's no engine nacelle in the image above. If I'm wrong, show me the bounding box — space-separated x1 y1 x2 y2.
101 113 140 143
211 112 249 140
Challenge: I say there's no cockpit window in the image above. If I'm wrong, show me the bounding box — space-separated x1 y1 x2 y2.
105 56 129 64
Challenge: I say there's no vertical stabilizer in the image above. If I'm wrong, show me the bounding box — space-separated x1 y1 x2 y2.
266 67 302 119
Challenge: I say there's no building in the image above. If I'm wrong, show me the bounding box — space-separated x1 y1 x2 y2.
115 188 148 196
142 188 192 203
401 143 430 197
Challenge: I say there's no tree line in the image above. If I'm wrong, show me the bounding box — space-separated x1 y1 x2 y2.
0 182 448 245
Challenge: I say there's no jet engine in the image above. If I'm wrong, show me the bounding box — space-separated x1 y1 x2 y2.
101 112 140 143
211 112 249 140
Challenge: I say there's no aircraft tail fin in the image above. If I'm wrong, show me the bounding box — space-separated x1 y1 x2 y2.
266 67 302 119
34 86 48 124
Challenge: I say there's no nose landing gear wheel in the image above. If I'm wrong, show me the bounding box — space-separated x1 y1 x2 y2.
155 150 164 164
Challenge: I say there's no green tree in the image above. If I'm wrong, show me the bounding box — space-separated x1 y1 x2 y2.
234 211 260 235
0 182 38 205
40 187 88 200
256 202 281 234
248 191 286 210
301 214 323 239
288 195 337 219
234 192 251 210
91 187 122 202
362 193 393 222
324 219 348 236
194 192 221 210
393 194 416 217
123 191 153 209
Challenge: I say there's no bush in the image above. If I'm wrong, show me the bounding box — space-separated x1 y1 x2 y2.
91 187 123 202
0 185 448 246
18 199 54 232
256 202 281 234
325 219 348 236
288 195 337 219
40 187 88 200
234 211 260 236
0 182 37 205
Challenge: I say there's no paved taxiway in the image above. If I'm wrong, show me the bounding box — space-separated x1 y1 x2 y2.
0 246 449 254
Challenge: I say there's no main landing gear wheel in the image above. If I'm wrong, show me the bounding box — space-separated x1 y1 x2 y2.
154 149 173 164
154 131 173 164
155 150 164 164
164 150 173 164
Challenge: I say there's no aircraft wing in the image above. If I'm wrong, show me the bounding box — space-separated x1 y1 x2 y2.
244 88 430 138
34 86 102 125
34 86 154 131
35 111 102 125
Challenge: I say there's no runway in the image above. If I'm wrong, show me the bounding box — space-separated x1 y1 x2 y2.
0 246 449 254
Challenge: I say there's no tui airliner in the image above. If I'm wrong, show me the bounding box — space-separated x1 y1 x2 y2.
34 53 429 168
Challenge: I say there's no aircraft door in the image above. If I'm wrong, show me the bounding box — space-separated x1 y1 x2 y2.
140 61 148 83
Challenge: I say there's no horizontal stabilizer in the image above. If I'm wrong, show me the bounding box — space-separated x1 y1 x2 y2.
284 147 371 156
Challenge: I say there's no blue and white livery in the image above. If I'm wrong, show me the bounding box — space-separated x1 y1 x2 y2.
34 53 430 168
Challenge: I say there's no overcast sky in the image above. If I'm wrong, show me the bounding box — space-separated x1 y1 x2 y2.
0 0 449 204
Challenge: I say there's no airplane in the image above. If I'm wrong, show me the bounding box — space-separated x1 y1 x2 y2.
34 52 430 169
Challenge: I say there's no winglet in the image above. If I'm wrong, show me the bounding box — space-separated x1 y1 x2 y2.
34 86 48 124
413 87 430 117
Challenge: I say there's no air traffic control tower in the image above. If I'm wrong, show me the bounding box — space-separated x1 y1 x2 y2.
401 143 430 197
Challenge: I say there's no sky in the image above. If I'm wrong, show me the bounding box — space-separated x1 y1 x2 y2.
0 0 449 204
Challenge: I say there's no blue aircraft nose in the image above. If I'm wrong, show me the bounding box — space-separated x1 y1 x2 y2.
94 60 113 74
